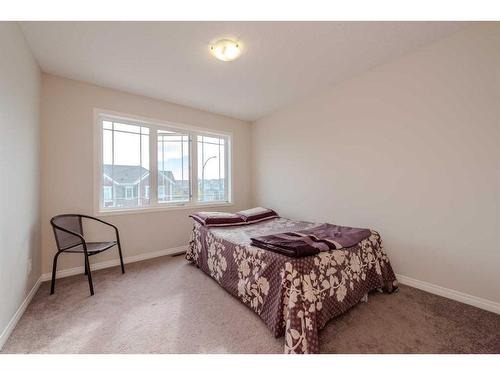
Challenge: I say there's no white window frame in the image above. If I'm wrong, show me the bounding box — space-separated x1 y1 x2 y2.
93 108 233 216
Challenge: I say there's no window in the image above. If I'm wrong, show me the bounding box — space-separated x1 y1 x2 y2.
96 111 231 213
158 129 190 203
102 120 149 209
198 135 226 202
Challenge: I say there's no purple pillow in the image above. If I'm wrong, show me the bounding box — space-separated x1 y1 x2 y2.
189 212 245 227
236 207 279 224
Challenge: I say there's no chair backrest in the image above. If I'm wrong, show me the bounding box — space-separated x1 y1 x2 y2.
51 215 83 250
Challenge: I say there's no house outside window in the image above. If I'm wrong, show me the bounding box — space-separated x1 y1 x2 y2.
158 185 166 200
125 186 134 200
103 186 113 203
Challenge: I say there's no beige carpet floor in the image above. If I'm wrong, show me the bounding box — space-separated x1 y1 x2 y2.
2 254 499 354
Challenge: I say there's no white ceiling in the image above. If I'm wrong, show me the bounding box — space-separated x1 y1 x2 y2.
20 22 468 121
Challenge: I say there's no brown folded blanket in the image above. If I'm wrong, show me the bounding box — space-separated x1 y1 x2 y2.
250 223 372 258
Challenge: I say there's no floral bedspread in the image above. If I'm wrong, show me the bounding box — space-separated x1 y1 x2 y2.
186 217 398 354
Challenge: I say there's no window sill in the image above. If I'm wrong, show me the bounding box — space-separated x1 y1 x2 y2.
95 202 234 217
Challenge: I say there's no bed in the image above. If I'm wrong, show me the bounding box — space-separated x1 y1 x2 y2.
186 216 398 354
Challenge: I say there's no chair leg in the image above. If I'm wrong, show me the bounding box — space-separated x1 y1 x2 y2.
117 242 125 274
84 261 88 275
50 252 61 295
84 254 94 296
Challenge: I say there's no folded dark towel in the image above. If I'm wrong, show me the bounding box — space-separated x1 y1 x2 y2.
250 223 371 258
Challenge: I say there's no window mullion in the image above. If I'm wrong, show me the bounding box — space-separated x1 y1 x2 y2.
150 125 158 206
225 136 230 203
191 132 198 203
139 127 142 206
111 122 115 208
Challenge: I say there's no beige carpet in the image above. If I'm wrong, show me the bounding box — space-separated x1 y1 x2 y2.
2 254 499 354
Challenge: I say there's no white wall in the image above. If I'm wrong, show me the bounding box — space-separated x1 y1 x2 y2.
252 24 500 303
40 74 252 274
0 23 41 342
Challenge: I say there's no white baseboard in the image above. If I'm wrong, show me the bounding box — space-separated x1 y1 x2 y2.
40 245 188 282
0 276 42 350
396 273 500 315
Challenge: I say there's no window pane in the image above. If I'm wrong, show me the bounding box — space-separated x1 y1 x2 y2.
103 129 112 165
102 120 150 209
113 122 141 134
158 130 190 203
198 135 226 202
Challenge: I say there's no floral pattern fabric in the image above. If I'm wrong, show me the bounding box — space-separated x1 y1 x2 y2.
186 218 398 354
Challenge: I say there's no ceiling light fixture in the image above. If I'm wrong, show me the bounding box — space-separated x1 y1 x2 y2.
209 39 242 62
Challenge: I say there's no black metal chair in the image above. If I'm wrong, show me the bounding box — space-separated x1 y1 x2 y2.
50 214 125 296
